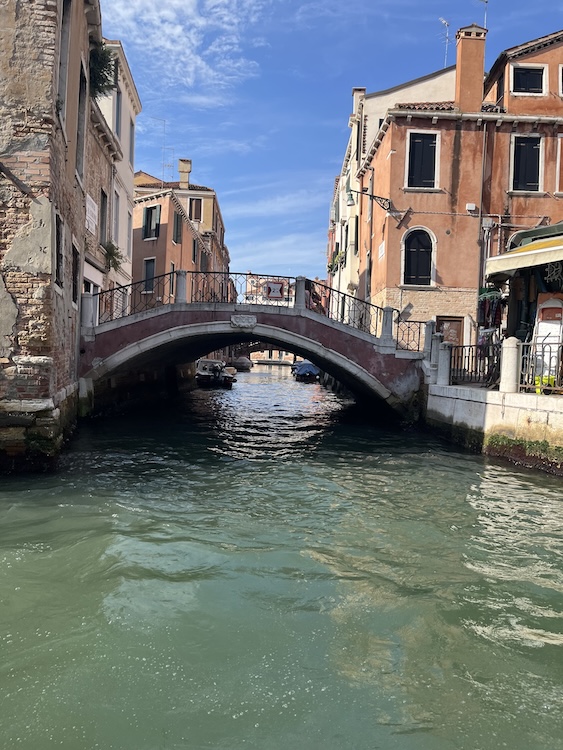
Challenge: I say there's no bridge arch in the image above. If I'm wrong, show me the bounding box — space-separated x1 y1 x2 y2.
82 319 399 406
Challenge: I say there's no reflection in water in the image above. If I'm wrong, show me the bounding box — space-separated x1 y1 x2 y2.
0 365 562 750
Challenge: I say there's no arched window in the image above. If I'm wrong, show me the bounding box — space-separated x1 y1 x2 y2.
404 230 432 285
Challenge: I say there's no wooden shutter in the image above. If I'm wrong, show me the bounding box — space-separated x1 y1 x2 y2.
408 133 436 188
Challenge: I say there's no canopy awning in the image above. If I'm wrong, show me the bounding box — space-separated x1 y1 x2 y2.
485 236 563 279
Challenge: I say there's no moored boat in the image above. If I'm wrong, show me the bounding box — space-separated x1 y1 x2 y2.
292 360 320 383
195 359 237 389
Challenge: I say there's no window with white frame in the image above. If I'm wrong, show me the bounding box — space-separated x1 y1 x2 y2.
142 204 161 239
173 211 182 244
512 135 542 192
406 132 438 189
511 64 547 95
75 64 87 180
113 191 120 242
57 0 72 122
115 87 122 138
403 229 432 286
189 197 202 222
129 118 135 166
127 211 132 257
72 244 80 304
55 214 64 287
143 258 156 292
557 135 563 194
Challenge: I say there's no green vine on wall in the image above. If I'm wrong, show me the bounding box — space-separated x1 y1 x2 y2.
89 42 116 100
102 241 123 272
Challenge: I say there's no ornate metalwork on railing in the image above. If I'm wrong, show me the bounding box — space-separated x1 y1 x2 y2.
92 272 390 339
97 273 175 324
450 343 501 386
307 280 387 338
395 319 426 351
520 342 563 394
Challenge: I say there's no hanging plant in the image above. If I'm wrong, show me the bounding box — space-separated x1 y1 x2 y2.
102 241 123 272
89 42 116 100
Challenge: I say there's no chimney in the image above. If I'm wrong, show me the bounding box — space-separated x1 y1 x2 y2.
454 25 487 113
178 158 192 188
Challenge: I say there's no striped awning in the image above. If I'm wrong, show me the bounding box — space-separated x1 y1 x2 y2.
485 235 563 278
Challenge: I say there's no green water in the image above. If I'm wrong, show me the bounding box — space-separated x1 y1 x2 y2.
1 366 562 749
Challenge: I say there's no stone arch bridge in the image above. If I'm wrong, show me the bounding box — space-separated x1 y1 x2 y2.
79 272 427 415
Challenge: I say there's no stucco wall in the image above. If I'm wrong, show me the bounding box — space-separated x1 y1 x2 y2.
426 383 563 473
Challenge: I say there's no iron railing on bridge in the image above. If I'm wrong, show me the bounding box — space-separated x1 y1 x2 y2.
93 272 394 341
307 280 388 338
95 271 296 324
395 319 426 352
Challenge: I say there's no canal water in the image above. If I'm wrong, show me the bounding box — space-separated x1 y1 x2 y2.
1 365 562 750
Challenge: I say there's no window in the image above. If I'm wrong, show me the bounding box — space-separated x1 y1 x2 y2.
99 189 108 245
173 211 182 243
170 262 175 297
407 132 438 188
512 65 545 94
113 191 120 242
496 72 505 107
512 136 541 192
57 0 71 121
192 238 197 264
55 214 64 286
75 64 87 179
189 197 202 222
115 87 122 138
129 118 135 166
142 204 161 239
404 230 432 286
365 251 372 299
127 211 132 257
72 244 80 303
143 258 155 292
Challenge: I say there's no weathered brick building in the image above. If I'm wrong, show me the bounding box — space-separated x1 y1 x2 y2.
0 0 111 469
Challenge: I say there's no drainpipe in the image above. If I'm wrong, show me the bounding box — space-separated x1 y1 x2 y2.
477 120 489 290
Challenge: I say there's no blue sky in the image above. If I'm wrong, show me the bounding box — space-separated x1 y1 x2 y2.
99 0 563 279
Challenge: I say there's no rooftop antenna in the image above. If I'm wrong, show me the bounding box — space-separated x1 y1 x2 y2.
439 17 451 68
477 0 489 28
149 116 168 186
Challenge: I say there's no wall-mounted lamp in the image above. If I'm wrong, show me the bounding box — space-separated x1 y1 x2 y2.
346 189 391 211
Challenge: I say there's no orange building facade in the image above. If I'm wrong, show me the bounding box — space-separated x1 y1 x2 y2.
346 26 563 346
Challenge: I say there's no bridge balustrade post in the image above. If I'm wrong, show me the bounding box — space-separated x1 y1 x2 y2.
430 332 443 367
176 270 187 303
295 276 306 310
437 342 453 386
422 331 442 385
499 336 519 394
376 307 396 349
80 293 95 328
424 320 436 357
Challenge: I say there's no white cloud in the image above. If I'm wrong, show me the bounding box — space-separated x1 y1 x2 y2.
100 0 271 92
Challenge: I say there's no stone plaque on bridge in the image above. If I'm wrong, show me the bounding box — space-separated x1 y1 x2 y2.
231 315 257 329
